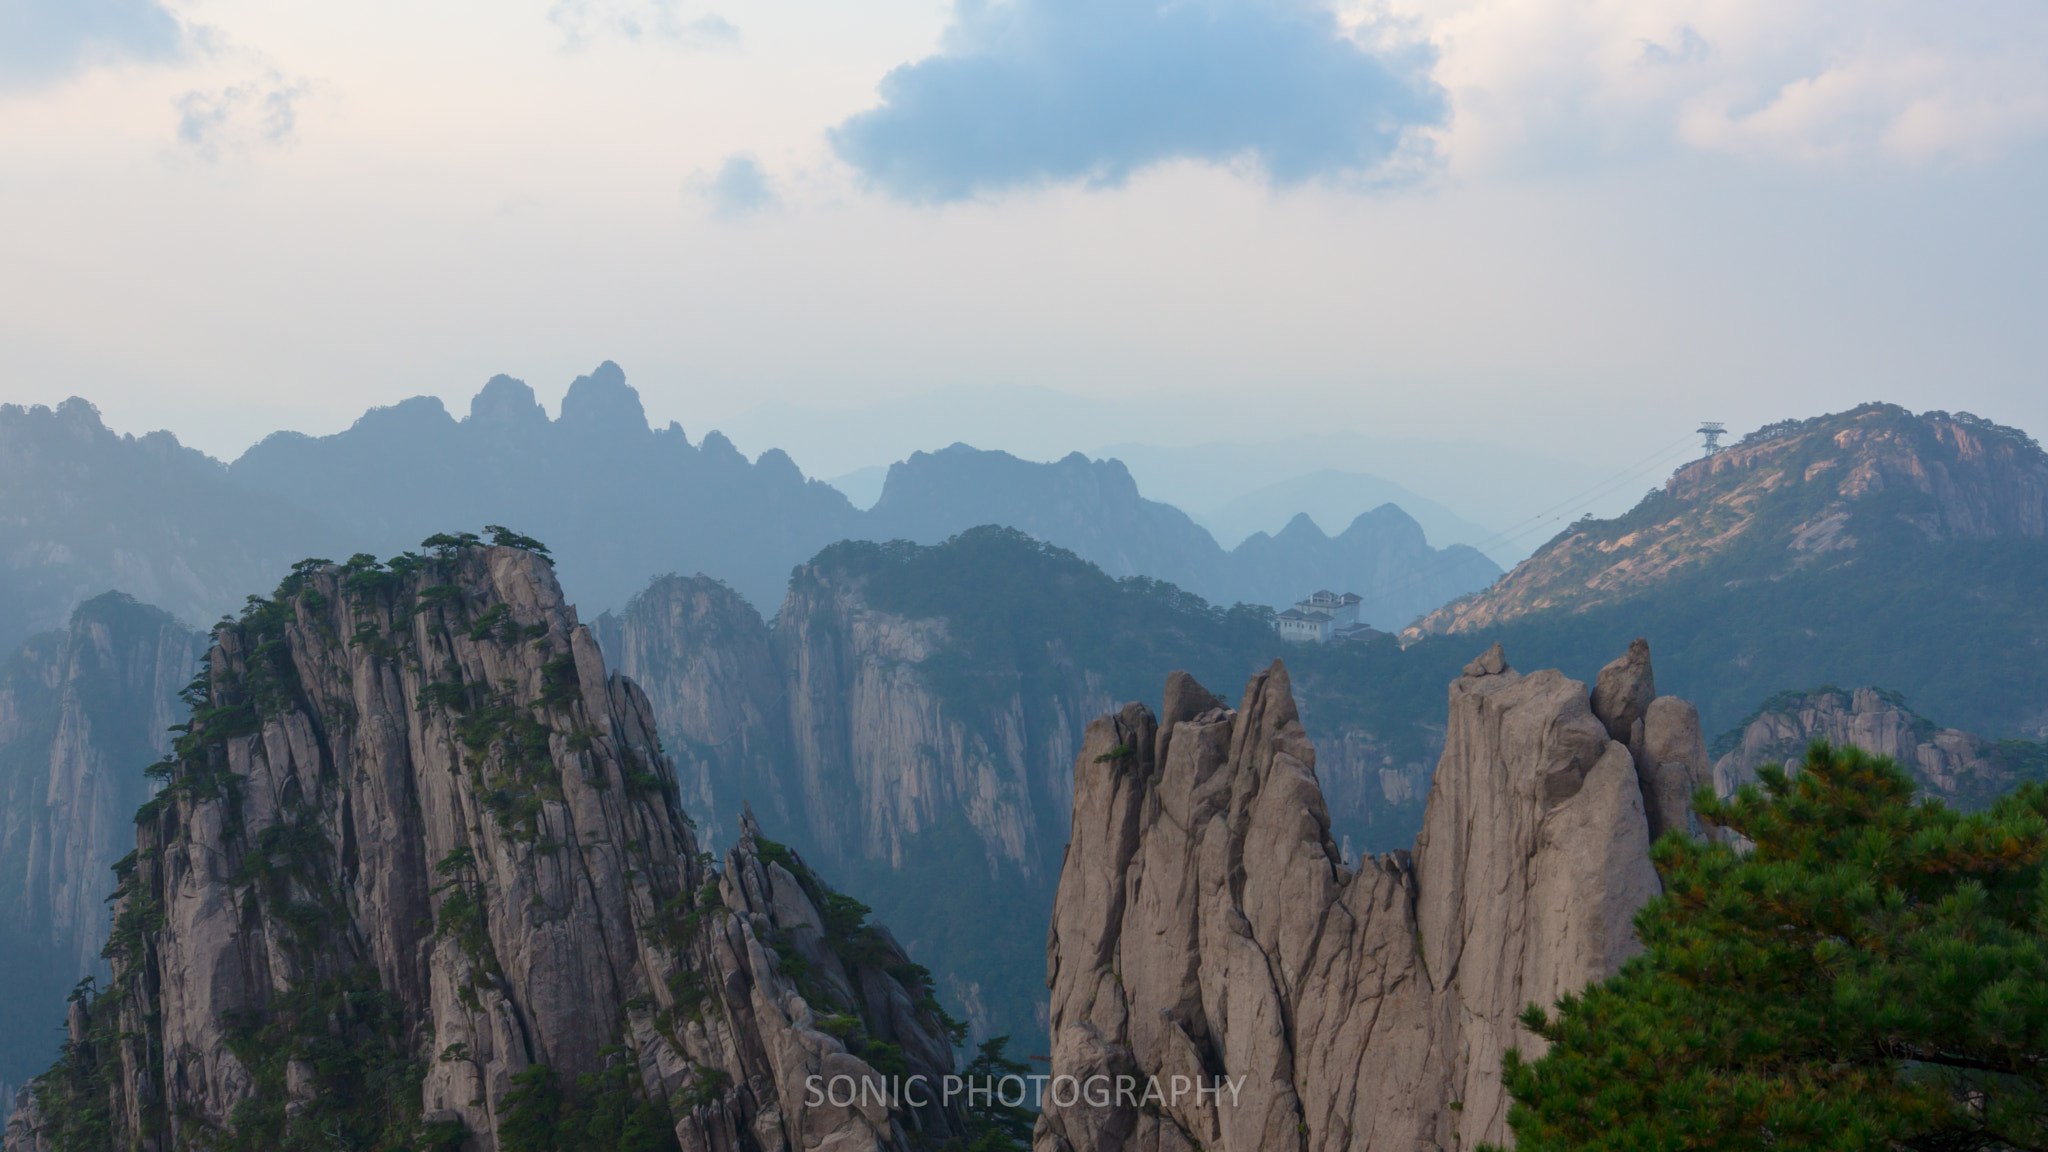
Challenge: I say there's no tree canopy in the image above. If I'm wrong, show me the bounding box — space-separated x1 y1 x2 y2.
1497 740 2048 1151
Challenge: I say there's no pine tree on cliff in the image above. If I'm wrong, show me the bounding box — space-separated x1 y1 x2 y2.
1495 741 2048 1151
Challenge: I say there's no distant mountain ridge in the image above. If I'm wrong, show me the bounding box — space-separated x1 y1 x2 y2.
229 364 860 615
1383 403 2048 743
869 444 1500 629
4 364 1497 638
1412 404 2048 637
1192 468 1498 555
0 398 326 655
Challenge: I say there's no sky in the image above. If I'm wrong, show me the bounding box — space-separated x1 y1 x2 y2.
2 0 2045 474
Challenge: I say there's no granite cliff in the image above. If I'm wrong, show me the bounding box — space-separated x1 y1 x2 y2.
598 531 1458 1056
589 577 793 854
0 596 203 1091
4 540 962 1152
1034 641 1706 1152
599 547 1110 1051
1712 686 2048 810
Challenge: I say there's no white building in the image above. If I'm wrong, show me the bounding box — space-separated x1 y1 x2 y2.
1275 590 1365 644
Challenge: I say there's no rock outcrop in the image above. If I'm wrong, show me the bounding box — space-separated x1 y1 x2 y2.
1712 687 2043 809
1589 638 1707 842
5 542 962 1152
1036 642 1695 1152
0 594 202 1091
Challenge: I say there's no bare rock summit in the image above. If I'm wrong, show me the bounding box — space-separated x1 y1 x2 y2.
1036 641 1695 1152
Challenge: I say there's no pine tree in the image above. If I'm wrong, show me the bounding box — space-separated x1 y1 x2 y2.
1496 740 2048 1151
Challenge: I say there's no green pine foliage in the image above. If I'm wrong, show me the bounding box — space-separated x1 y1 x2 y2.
749 834 969 1048
1496 740 2048 1150
948 1036 1036 1151
497 1057 678 1152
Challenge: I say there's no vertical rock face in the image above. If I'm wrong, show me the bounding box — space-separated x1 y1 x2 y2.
0 594 202 1091
1711 687 2035 809
593 576 794 850
1412 653 1663 1142
599 533 1463 1054
1036 643 1687 1152
600 549 1114 1048
771 558 1100 880
6 544 961 1152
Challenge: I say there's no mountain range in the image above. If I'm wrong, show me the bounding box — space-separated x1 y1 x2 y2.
2 391 2047 1142
1 364 1498 661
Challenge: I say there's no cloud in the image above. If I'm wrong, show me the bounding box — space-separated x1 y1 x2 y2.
0 0 186 88
829 0 1446 202
700 153 779 218
1412 0 2048 170
548 0 738 50
174 73 308 159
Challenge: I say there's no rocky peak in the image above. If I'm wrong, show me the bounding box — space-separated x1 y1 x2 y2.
559 361 647 434
468 376 549 429
1711 686 2044 809
1591 637 1654 742
1035 641 1701 1151
1410 403 2048 638
6 538 962 1152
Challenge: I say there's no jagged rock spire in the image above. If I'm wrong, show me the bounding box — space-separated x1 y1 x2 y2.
1036 641 1701 1152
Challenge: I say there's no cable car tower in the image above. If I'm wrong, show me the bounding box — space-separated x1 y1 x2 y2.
1697 421 1726 455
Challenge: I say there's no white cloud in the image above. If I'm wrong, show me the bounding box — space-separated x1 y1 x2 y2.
1386 0 2048 169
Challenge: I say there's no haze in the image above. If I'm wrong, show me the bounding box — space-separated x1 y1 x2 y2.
4 0 2044 468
